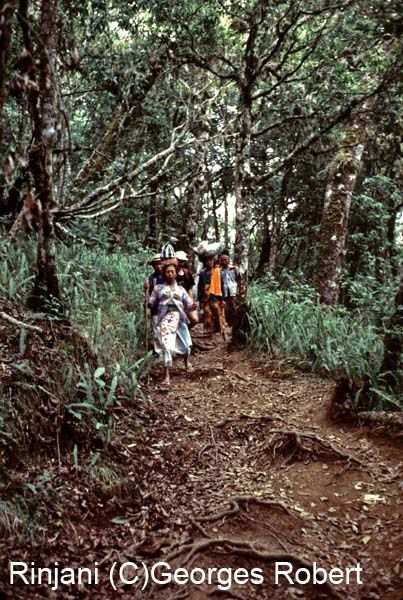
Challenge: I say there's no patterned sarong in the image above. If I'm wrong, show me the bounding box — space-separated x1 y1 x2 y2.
203 299 226 335
154 311 191 367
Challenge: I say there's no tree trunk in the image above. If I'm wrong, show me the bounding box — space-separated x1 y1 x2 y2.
26 0 61 307
147 180 158 248
232 21 258 346
380 276 402 394
316 106 370 305
223 193 230 252
232 86 253 346
269 169 290 272
233 92 252 299
211 183 220 242
182 158 202 267
0 1 16 147
385 196 399 278
255 206 271 279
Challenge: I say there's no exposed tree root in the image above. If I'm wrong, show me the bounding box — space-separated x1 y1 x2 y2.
165 537 344 599
234 372 250 383
215 413 286 428
240 511 290 551
198 442 213 459
190 517 212 539
194 495 295 524
208 590 246 599
0 310 44 332
330 380 403 433
262 429 364 466
357 411 403 432
165 589 189 600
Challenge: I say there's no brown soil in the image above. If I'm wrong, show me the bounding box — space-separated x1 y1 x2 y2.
1 330 402 600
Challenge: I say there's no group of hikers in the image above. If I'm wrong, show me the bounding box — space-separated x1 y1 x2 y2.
144 243 238 385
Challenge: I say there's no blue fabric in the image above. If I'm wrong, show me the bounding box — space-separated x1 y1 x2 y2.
148 282 193 324
146 274 165 316
148 274 165 293
221 268 237 297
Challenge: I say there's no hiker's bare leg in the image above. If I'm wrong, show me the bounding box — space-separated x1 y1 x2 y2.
184 355 193 372
163 366 170 385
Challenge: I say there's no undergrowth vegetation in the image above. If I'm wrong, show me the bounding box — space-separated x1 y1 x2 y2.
0 239 152 537
248 281 402 411
1 238 150 368
1 239 151 375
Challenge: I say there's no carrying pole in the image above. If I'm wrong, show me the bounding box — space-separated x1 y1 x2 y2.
145 289 150 385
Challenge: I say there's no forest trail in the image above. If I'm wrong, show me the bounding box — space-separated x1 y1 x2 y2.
3 328 402 600
136 331 403 600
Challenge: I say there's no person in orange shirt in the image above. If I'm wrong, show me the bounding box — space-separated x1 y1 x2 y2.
219 253 238 327
197 256 227 340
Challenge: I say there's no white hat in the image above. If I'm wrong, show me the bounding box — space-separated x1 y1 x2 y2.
175 251 188 261
148 253 162 265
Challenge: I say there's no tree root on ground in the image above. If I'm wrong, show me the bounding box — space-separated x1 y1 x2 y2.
165 589 189 600
208 590 246 599
194 495 295 524
0 310 44 332
215 413 286 428
357 411 403 432
261 429 364 466
164 537 344 599
239 511 290 551
189 496 297 552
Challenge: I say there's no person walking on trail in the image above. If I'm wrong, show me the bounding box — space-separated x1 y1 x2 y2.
197 256 227 340
144 254 164 294
175 251 195 297
175 251 198 328
147 263 196 386
144 254 164 344
219 253 238 327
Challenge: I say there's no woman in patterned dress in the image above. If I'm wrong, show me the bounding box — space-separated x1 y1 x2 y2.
147 263 197 385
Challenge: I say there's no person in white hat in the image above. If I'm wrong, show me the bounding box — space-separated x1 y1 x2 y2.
144 255 164 346
144 254 163 295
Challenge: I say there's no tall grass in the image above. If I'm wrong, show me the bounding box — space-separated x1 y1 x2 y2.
1 239 151 378
248 283 401 410
0 239 153 454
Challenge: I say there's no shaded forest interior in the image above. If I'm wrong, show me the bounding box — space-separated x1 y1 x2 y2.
0 1 402 599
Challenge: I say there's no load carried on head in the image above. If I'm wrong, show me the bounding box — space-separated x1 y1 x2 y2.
193 241 222 259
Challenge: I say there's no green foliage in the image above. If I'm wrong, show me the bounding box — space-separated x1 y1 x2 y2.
0 238 152 454
0 468 64 540
248 283 401 410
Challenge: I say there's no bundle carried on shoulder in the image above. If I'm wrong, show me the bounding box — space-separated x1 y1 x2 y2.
160 242 178 268
194 241 222 258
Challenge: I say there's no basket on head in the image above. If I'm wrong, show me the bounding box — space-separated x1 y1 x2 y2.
194 241 222 259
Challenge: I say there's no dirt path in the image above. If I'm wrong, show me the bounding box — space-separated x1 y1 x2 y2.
3 332 402 599
134 333 402 600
